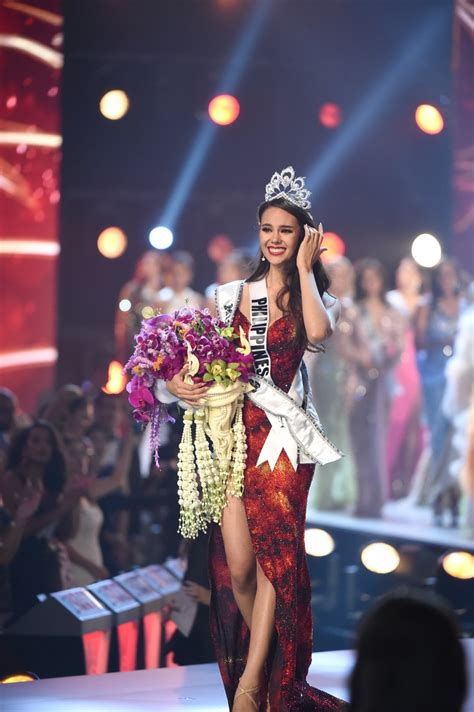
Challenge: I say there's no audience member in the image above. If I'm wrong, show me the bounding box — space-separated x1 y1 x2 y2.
56 394 135 586
165 531 215 665
349 589 467 712
0 421 78 615
0 388 17 472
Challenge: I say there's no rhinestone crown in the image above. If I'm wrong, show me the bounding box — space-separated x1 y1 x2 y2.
264 166 312 212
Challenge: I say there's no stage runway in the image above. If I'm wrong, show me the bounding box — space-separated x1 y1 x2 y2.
2 642 474 711
2 649 350 711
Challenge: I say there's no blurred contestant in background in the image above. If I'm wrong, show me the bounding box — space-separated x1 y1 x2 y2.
309 256 357 512
115 250 164 363
414 258 463 524
159 251 204 312
385 258 424 499
347 259 404 518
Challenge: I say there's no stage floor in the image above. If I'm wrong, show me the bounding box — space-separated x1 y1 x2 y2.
3 642 474 711
307 504 474 550
2 650 350 711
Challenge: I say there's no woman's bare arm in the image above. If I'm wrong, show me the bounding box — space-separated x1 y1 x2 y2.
88 432 135 500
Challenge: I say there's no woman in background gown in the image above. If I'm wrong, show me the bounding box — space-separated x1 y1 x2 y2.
309 256 357 512
386 258 424 499
346 259 404 518
165 168 345 711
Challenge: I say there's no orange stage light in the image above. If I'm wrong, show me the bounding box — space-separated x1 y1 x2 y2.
99 90 129 121
208 94 240 126
102 360 126 394
415 104 444 135
97 227 127 259
320 231 345 263
0 672 38 683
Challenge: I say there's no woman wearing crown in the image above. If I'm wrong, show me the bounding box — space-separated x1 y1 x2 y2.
165 167 344 711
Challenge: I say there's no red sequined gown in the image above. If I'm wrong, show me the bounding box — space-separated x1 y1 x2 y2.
209 311 346 711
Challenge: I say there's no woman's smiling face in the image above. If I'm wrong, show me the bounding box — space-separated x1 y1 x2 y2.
259 206 301 266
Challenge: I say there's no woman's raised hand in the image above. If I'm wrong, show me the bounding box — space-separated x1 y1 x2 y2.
166 364 210 406
296 223 327 272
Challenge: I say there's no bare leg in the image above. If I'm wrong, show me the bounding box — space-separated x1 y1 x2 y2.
221 496 257 628
232 563 277 711
243 561 276 682
221 498 277 711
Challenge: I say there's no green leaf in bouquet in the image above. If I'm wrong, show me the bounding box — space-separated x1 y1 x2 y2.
218 326 235 339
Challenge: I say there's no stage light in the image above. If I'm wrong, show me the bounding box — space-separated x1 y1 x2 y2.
411 233 442 268
360 542 400 574
119 298 132 312
208 94 240 126
99 90 129 121
305 14 444 196
319 103 343 129
149 226 173 250
215 0 240 8
97 227 127 259
320 231 345 263
441 552 474 580
305 528 335 557
102 361 126 395
159 0 271 231
0 130 61 147
0 35 63 68
0 672 38 683
0 239 60 256
0 347 57 370
415 104 444 135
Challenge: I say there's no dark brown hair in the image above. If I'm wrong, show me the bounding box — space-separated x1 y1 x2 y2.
349 588 466 712
247 197 331 351
7 420 67 498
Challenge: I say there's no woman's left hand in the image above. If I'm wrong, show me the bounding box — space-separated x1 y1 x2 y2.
296 223 327 272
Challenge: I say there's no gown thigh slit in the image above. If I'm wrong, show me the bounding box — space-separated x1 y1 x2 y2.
209 311 345 711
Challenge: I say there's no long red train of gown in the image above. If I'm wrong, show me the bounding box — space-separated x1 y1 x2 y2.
209 311 346 711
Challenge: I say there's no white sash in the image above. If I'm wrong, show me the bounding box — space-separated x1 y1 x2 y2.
216 280 342 469
249 279 271 380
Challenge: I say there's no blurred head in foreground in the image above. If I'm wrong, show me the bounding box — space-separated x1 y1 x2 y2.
349 589 466 712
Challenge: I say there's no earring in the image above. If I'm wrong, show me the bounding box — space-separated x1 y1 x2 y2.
261 255 266 262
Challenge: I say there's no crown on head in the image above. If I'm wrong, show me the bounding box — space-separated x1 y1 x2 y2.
264 166 312 213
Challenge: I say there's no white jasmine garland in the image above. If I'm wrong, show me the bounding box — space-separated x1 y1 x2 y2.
177 409 203 539
176 382 252 538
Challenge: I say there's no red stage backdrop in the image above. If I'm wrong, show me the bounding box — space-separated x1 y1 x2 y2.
0 0 62 413
452 0 474 274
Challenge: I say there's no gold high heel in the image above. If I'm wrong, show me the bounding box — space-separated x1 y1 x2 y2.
234 680 260 711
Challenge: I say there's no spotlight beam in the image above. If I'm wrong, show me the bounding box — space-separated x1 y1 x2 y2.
159 0 272 231
304 10 446 198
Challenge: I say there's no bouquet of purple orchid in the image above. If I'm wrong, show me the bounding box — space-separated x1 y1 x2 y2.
125 305 253 427
125 306 254 537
